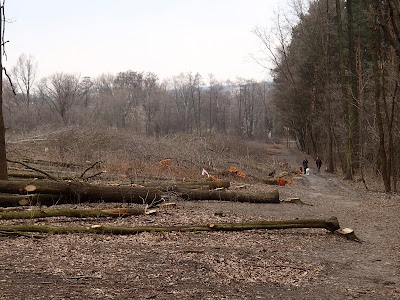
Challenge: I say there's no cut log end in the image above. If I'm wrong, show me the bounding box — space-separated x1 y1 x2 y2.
283 198 313 206
159 202 177 209
335 227 361 242
326 216 341 232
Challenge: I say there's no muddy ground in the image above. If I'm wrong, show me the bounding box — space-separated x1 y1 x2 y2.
0 145 399 299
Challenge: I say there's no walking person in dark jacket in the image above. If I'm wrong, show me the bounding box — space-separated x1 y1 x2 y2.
316 157 322 172
302 158 308 174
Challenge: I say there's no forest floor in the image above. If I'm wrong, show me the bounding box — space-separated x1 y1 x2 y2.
0 131 399 299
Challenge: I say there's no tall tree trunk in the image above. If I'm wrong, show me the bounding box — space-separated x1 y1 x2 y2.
198 86 201 136
325 0 334 173
389 63 400 192
0 4 8 180
326 125 334 172
380 46 392 190
347 0 360 177
209 88 212 137
336 0 351 178
363 0 391 191
356 34 367 188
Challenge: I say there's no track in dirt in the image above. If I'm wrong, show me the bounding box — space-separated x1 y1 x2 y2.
278 147 400 299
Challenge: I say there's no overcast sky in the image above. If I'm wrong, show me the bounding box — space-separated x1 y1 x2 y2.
4 0 288 82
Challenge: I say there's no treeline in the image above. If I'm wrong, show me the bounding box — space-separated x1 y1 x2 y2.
263 0 400 191
4 59 273 141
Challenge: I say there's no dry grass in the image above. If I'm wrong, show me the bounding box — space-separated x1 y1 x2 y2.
7 126 286 184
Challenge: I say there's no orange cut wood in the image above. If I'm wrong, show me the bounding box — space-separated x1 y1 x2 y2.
237 171 246 178
229 166 238 174
210 175 222 181
276 178 286 186
159 159 171 165
24 185 37 192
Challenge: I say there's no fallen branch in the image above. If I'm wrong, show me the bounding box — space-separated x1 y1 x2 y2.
0 230 44 239
79 161 102 179
0 193 65 207
0 207 150 219
8 171 51 180
20 158 81 169
0 207 24 212
0 216 340 235
7 159 58 181
83 171 106 181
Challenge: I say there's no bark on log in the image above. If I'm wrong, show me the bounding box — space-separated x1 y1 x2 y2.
0 193 66 207
144 181 231 190
0 216 340 235
0 207 148 219
176 188 280 203
0 180 278 206
0 180 161 206
172 181 230 190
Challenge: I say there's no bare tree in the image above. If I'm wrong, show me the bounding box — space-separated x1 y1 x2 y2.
80 76 93 108
172 73 191 132
142 72 159 135
38 73 82 125
113 70 145 129
95 73 115 95
12 54 37 106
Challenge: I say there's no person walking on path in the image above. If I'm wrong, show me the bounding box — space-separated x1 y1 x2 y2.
316 156 322 172
302 158 309 174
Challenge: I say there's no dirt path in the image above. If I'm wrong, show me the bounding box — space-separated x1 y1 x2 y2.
276 148 400 299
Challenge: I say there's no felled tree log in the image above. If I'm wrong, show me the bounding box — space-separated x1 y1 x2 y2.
176 188 280 203
0 207 149 219
0 193 65 207
172 181 230 190
8 171 50 180
144 181 231 190
0 180 277 207
0 179 161 206
0 216 340 235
